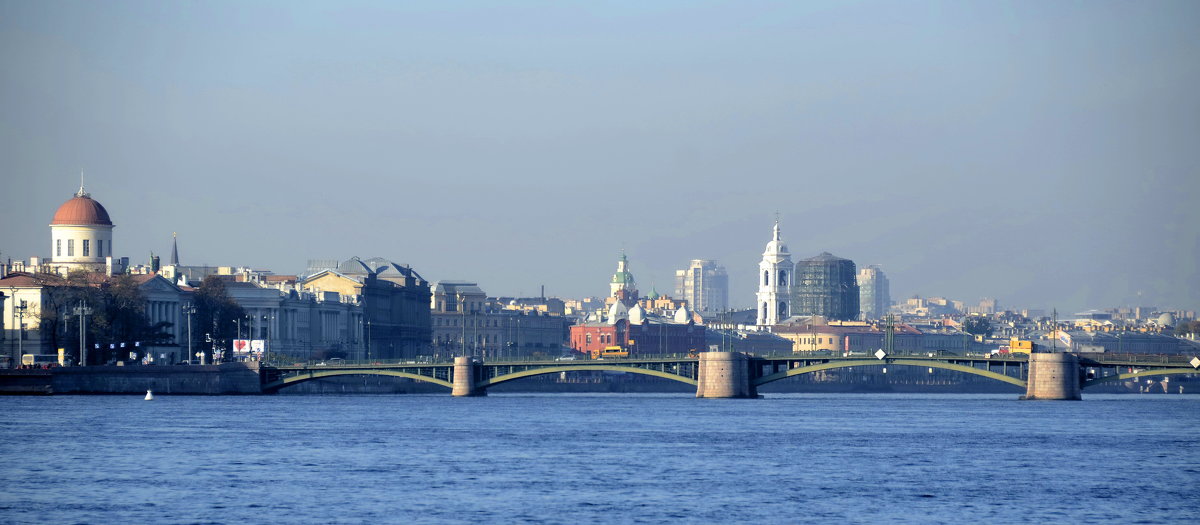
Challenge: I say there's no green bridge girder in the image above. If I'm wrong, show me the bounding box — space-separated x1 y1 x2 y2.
479 364 697 388
1082 368 1198 389
752 358 1028 388
262 366 454 392
259 354 1195 393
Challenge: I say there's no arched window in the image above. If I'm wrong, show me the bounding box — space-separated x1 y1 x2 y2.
779 302 788 318
779 270 788 287
763 270 769 286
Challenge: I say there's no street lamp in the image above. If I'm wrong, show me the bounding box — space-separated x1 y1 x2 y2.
260 312 274 365
182 303 196 365
14 300 28 364
72 300 92 366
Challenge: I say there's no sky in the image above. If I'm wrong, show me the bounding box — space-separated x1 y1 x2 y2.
1 1 1197 313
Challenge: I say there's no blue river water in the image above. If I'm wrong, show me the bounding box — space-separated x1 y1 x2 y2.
1 393 1198 524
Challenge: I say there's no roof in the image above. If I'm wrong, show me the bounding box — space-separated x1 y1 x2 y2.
51 195 113 226
0 272 67 287
801 251 850 263
0 271 176 290
431 280 485 295
331 256 424 281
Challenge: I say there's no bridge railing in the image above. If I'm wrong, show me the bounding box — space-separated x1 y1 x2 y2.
1076 353 1195 366
747 350 1011 359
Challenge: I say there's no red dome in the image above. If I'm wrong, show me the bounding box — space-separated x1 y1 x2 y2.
51 195 113 226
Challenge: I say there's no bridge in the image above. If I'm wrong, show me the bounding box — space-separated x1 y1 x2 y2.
260 351 1199 399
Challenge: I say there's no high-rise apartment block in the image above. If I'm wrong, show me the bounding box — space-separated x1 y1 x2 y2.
858 265 890 320
674 259 729 314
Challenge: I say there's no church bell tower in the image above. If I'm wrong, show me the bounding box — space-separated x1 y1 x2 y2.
756 220 793 327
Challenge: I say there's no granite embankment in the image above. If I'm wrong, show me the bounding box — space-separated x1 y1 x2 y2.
0 363 262 395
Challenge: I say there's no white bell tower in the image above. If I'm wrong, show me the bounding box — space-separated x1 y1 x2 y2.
756 220 793 327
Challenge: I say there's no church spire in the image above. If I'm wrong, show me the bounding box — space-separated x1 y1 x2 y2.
170 232 179 266
76 169 90 198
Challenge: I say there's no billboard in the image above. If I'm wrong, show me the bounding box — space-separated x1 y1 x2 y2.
232 339 251 356
250 340 265 355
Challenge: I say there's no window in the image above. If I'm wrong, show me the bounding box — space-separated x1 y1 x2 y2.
98 240 104 257
779 302 787 318
56 239 61 257
83 239 90 257
763 270 769 286
586 334 592 344
67 239 74 256
779 270 787 287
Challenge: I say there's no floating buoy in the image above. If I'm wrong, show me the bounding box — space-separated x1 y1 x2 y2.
144 389 154 401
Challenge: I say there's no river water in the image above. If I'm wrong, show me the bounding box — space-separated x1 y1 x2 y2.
1 393 1197 524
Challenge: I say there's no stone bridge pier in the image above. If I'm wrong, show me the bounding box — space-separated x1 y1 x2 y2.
452 356 487 397
696 352 758 398
1022 352 1081 400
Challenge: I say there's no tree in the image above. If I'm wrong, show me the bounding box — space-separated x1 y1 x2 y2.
1176 320 1200 337
192 276 247 363
35 271 169 364
37 271 103 364
962 316 994 337
91 275 173 360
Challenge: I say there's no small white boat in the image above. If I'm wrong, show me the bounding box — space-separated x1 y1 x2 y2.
144 389 154 401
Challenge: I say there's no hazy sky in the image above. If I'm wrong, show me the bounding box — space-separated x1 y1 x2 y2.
2 1 1197 313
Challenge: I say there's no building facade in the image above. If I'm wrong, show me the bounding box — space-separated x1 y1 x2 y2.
430 281 571 359
773 318 966 354
795 252 860 321
300 257 432 359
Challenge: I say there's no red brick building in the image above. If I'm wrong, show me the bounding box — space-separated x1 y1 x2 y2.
569 318 705 357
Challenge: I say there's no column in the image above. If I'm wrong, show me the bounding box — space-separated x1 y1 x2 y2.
452 356 486 397
696 351 758 398
1022 352 1082 400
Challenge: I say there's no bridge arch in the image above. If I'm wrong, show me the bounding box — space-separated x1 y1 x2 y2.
1082 368 1196 389
479 364 697 389
753 359 1027 388
263 369 454 392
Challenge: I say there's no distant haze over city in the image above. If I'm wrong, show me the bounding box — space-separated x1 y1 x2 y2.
2 1 1197 313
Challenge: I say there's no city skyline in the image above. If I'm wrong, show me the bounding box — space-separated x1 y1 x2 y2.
2 1 1197 312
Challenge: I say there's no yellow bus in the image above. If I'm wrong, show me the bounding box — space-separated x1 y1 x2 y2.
593 346 629 359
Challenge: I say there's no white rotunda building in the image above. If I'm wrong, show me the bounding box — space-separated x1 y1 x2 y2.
49 183 117 273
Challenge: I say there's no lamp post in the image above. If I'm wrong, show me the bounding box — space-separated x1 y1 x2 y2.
72 300 92 366
366 319 372 362
182 303 196 365
261 312 274 365
14 300 28 364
